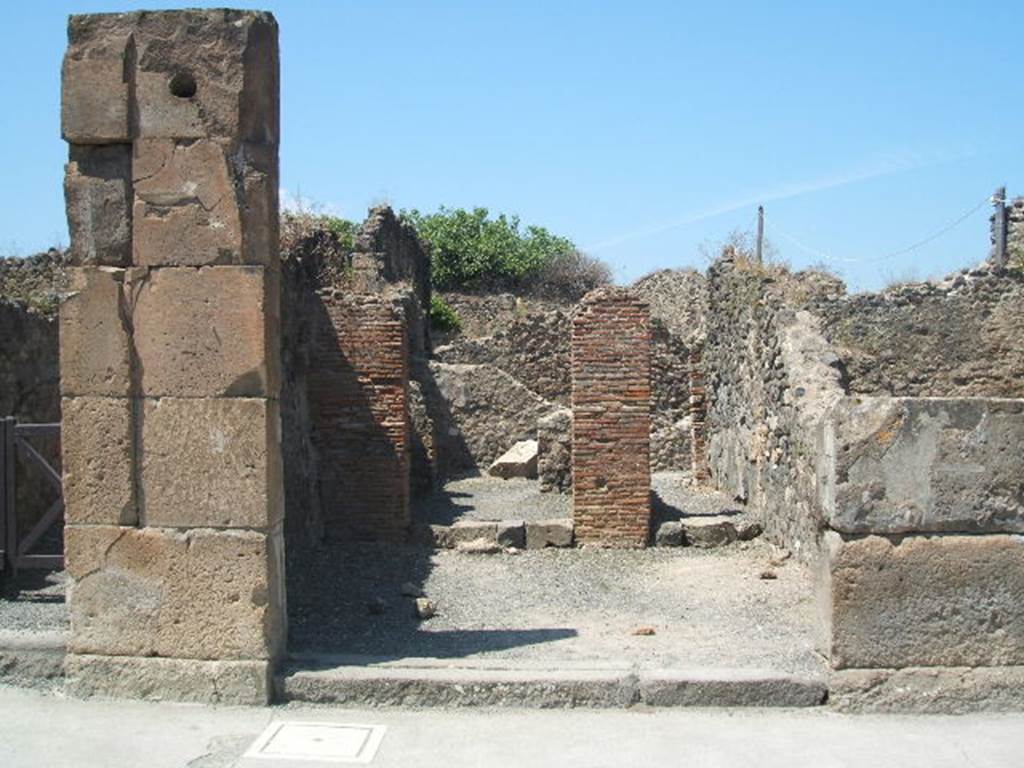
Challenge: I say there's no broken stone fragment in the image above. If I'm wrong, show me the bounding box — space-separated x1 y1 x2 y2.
456 538 501 555
414 598 436 620
525 519 574 549
654 520 683 547
681 516 738 548
496 520 526 549
488 439 539 479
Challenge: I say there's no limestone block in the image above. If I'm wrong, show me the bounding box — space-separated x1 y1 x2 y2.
820 397 1024 534
820 532 1024 669
65 654 272 705
59 267 131 397
140 397 283 529
132 266 280 398
132 139 276 267
64 145 132 266
61 15 132 143
496 520 526 549
130 9 279 142
61 396 135 525
681 516 738 548
654 520 682 547
488 439 538 479
66 525 285 661
829 666 1024 714
525 519 574 549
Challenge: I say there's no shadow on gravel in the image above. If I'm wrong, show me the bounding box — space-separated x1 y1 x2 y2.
289 628 579 666
412 489 475 526
286 542 577 659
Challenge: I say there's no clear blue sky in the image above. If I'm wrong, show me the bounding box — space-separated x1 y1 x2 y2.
3 1 1021 291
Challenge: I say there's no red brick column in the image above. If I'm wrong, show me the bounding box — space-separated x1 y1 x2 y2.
309 294 410 541
571 288 652 546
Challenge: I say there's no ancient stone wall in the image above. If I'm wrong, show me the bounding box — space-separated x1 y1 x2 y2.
435 310 571 404
649 320 693 472
705 256 845 559
59 10 285 704
815 266 1024 398
0 257 65 546
308 292 410 541
1009 197 1024 266
571 288 651 546
436 307 693 478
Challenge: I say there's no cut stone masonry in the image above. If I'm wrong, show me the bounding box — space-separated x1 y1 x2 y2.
59 9 285 704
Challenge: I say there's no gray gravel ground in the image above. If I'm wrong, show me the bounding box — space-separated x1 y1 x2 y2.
413 476 570 524
0 571 68 634
287 540 821 676
415 472 743 526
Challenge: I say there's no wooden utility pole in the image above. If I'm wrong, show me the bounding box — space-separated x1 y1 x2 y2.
755 205 764 264
993 186 1007 270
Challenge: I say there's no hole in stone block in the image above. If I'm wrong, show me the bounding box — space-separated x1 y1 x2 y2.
168 71 197 99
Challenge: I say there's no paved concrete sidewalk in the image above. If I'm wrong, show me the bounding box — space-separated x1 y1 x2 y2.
2 684 1023 768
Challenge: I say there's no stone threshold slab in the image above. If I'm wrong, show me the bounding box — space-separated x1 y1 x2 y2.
277 656 826 709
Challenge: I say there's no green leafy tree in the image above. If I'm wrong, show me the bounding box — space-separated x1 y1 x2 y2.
401 206 581 291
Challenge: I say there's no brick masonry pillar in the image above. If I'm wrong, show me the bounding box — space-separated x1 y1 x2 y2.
60 10 285 704
309 293 411 541
571 288 652 546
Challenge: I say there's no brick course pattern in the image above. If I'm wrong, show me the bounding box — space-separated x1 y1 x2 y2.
309 293 411 541
571 288 652 546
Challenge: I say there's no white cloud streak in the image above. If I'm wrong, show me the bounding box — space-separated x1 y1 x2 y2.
583 157 926 252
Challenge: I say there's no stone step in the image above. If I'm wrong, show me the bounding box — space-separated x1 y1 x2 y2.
0 630 68 689
276 656 827 709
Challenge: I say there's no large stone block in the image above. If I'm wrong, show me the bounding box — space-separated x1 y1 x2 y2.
819 397 1024 534
61 15 132 143
64 145 132 266
130 9 279 143
61 396 135 525
820 532 1024 669
132 139 277 267
140 397 283 529
132 266 280 398
59 267 131 397
65 654 272 705
65 525 285 661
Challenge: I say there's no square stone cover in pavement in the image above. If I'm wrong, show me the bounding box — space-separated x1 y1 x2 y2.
242 722 387 764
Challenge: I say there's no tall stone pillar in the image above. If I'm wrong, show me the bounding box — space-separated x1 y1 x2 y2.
571 288 652 546
60 10 285 704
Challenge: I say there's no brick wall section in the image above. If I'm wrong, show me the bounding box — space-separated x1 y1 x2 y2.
309 292 410 541
571 288 652 546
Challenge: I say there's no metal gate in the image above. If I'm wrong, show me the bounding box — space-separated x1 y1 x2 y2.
0 417 64 576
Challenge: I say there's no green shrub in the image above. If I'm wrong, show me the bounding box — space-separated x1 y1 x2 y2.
401 206 607 298
324 216 358 252
428 295 461 332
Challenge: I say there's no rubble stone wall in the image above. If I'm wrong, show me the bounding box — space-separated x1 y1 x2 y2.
571 288 651 546
435 310 571 404
59 10 285 705
815 266 1024 398
705 256 845 560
